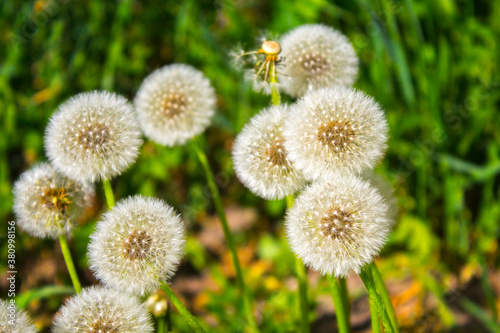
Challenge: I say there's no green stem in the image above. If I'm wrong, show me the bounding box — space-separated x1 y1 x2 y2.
161 284 205 333
369 294 381 333
328 275 351 333
191 138 257 330
157 315 165 333
287 195 309 332
370 262 399 332
102 178 115 209
359 267 395 333
270 62 280 106
338 278 351 326
58 235 82 294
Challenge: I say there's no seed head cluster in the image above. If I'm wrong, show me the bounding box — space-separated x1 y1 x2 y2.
279 24 359 98
0 300 37 333
52 286 154 333
284 86 388 180
233 105 306 199
88 196 186 296
285 174 392 277
134 64 216 146
13 163 94 239
45 91 143 183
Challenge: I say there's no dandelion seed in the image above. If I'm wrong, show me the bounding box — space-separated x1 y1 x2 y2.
0 300 37 333
279 24 359 98
88 196 186 296
284 86 388 180
134 64 216 146
52 286 154 332
232 104 306 199
13 163 94 239
285 174 391 277
361 171 398 223
45 91 142 183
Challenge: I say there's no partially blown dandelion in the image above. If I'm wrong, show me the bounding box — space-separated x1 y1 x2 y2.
52 286 154 333
13 163 93 239
45 91 142 183
88 196 185 296
0 300 37 333
134 64 216 146
286 174 393 277
279 24 359 98
232 104 306 199
284 86 388 180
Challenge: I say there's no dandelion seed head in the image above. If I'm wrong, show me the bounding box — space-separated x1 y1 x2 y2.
0 300 37 333
279 24 359 98
45 91 142 183
285 174 391 277
52 286 154 333
284 86 388 180
361 171 398 224
88 196 186 296
233 104 306 200
13 163 94 239
134 64 216 147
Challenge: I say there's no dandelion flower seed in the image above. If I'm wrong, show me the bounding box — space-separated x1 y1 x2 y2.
232 104 306 200
13 163 94 239
88 196 186 296
280 24 359 98
286 175 392 278
0 300 37 333
134 64 216 146
284 86 388 180
52 286 154 332
45 91 143 183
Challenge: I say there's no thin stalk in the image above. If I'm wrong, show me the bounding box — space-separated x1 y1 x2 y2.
161 284 205 333
370 262 399 332
359 268 395 333
328 275 351 333
157 315 165 333
287 195 309 332
338 278 351 325
102 178 115 208
270 62 280 106
58 235 82 294
369 295 381 333
191 138 257 329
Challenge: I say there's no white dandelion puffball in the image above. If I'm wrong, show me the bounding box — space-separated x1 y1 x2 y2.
279 24 359 98
45 91 143 183
232 104 306 200
134 64 216 146
284 86 388 180
52 286 153 333
88 196 186 296
0 300 37 333
13 163 94 239
285 174 391 277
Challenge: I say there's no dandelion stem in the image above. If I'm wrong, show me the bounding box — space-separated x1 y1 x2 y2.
370 262 399 332
328 275 351 333
359 267 395 333
191 138 257 330
287 195 309 332
58 235 82 294
157 315 165 333
160 284 206 333
338 278 351 328
369 294 381 333
102 178 115 209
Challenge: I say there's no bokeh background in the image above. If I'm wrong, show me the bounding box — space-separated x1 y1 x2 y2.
1 0 499 332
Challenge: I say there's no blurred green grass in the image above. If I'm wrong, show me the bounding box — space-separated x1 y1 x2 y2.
1 0 499 331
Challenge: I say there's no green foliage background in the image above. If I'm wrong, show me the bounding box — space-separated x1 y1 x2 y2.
1 0 499 332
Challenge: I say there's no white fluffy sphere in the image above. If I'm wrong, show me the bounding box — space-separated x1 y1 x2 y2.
88 196 186 296
0 300 37 333
52 286 154 332
232 104 306 199
134 64 216 146
284 86 388 180
45 91 143 183
285 174 392 277
13 163 94 239
279 24 359 98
